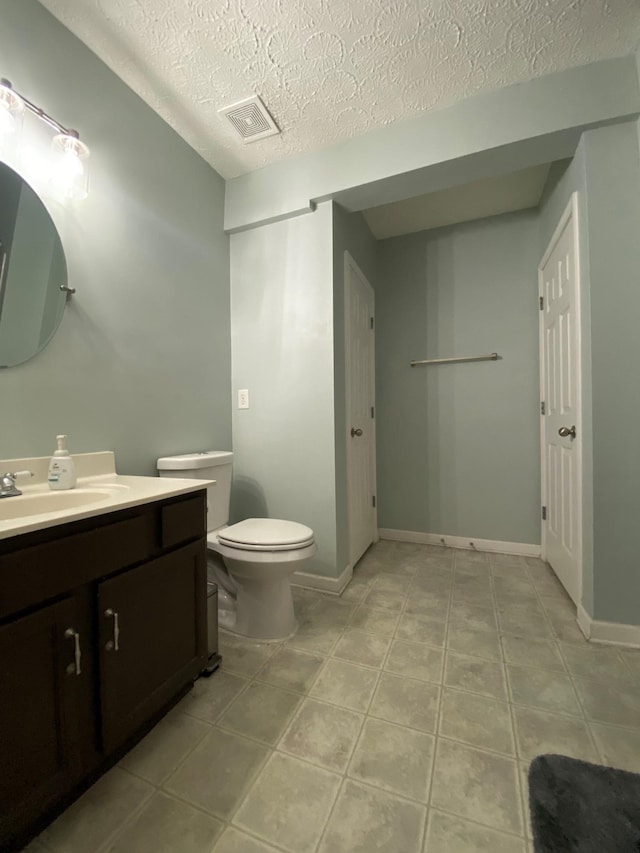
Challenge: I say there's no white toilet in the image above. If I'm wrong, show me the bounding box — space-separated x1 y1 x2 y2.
157 451 316 641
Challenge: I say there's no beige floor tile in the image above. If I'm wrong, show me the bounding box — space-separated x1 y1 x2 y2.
385 639 444 683
559 641 634 683
332 629 391 668
404 590 451 617
590 722 640 772
213 826 281 852
454 550 490 567
498 606 554 639
255 646 324 693
619 649 640 681
440 688 514 754
489 553 527 569
444 652 507 700
490 561 529 579
369 672 440 733
373 572 414 593
446 626 502 661
430 739 522 835
318 779 426 853
363 587 407 611
164 728 268 819
508 665 582 717
424 809 526 853
285 620 343 655
219 634 280 677
339 578 371 603
349 603 400 636
395 613 447 647
492 576 535 596
177 670 250 723
105 791 223 853
453 574 493 595
573 676 640 728
119 710 210 784
450 603 498 634
42 767 154 853
279 698 363 772
547 613 586 643
234 752 341 853
309 658 379 711
501 635 566 672
512 706 598 763
348 717 435 801
218 682 301 745
494 588 539 610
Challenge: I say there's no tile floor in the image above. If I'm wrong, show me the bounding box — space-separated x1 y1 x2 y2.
28 541 640 853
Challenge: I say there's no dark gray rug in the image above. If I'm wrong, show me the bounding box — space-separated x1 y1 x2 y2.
529 754 640 852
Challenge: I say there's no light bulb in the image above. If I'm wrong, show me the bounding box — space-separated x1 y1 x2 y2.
0 80 24 153
50 132 90 200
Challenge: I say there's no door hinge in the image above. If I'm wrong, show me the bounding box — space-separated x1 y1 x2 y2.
370 316 374 330
371 406 375 419
542 506 547 521
372 495 376 508
539 296 544 311
541 401 545 415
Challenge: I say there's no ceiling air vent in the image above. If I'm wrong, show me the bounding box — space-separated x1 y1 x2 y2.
218 95 280 144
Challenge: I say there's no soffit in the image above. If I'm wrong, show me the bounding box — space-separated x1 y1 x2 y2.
364 164 552 239
38 0 640 179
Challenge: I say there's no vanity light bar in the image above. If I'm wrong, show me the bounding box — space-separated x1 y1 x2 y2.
0 78 80 140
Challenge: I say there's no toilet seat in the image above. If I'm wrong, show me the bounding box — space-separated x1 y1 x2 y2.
216 518 314 552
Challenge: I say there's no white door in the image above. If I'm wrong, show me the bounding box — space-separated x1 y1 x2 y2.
539 193 582 604
345 252 376 567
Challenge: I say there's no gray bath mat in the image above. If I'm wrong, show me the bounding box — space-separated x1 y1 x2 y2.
528 754 640 852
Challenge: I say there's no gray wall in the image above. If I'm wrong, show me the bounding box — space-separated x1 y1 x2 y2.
0 0 230 474
229 203 337 577
376 210 541 545
332 204 378 571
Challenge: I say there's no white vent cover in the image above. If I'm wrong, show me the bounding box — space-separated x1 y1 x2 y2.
218 95 280 144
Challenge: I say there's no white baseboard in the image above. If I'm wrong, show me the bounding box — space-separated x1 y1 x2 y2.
577 603 640 648
378 528 541 557
291 563 353 595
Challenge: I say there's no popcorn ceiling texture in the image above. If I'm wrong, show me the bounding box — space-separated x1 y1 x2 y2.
39 0 640 178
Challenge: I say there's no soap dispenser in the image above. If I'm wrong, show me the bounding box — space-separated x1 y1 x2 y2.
48 435 77 490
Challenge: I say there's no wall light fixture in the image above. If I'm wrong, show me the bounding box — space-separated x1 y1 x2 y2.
0 78 90 199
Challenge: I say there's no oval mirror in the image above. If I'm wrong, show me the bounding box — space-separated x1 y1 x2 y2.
0 161 68 367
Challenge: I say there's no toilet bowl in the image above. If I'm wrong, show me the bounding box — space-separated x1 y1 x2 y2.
157 452 316 641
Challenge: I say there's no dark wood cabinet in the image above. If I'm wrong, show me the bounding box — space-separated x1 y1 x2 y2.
98 542 206 752
0 490 207 852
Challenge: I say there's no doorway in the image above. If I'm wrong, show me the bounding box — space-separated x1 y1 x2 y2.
344 251 377 567
539 192 582 604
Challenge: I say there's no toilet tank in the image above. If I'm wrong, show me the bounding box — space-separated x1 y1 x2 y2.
157 451 233 533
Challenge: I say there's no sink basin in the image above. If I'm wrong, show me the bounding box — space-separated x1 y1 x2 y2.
0 490 112 521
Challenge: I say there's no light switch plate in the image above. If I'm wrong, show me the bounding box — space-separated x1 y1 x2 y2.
238 389 249 409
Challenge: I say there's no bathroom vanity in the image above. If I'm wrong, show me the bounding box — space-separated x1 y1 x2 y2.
0 453 209 851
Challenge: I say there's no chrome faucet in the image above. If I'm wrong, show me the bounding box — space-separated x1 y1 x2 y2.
0 470 33 497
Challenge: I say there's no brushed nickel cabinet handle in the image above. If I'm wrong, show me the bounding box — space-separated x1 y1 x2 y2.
104 608 120 651
64 627 82 675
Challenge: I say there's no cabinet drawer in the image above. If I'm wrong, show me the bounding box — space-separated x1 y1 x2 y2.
160 493 206 550
0 515 149 618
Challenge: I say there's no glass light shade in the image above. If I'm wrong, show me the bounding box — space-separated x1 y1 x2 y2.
50 132 90 200
0 82 24 152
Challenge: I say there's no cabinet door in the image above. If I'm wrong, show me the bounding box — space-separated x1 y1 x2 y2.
98 542 206 752
0 597 83 845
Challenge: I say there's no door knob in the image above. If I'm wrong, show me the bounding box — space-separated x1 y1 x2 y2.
350 428 363 437
558 425 577 438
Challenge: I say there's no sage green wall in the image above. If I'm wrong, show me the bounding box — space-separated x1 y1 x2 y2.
376 210 541 544
229 203 338 577
0 0 230 474
332 203 378 571
581 122 640 626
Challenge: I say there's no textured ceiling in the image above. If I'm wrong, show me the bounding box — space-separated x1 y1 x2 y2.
363 164 551 239
38 0 640 179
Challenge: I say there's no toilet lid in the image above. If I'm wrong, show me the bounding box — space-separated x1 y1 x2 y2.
217 518 315 551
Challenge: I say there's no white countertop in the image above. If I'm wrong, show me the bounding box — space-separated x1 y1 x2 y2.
0 451 213 541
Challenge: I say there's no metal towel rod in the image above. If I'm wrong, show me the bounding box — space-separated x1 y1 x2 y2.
410 352 499 367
